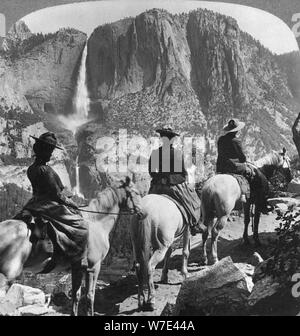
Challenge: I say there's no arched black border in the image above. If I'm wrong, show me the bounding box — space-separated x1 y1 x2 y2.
1 0 299 47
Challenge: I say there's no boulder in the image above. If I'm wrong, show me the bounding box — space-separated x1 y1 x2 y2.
17 305 50 316
19 272 72 297
0 299 19 316
4 284 46 308
248 272 299 315
268 197 300 209
161 302 176 316
173 257 253 316
274 203 289 214
248 275 281 307
0 274 8 298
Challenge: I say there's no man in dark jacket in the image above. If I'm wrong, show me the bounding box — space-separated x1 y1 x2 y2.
216 120 247 175
148 126 201 235
216 119 270 214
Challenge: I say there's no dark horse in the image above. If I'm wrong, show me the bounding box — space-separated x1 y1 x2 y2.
200 150 292 265
0 180 133 316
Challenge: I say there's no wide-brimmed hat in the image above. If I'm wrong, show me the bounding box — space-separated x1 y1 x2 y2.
156 126 180 138
30 132 63 150
223 119 245 133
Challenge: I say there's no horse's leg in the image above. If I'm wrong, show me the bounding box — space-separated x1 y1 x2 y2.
85 261 101 316
253 206 262 246
200 218 213 265
71 262 83 316
146 246 169 311
161 247 172 284
243 202 251 245
134 261 146 310
181 226 190 279
210 216 227 265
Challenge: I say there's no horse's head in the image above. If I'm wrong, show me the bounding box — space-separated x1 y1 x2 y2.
259 148 293 185
118 177 143 214
276 147 293 184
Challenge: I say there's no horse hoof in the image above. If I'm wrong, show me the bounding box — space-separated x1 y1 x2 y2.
199 257 208 266
143 302 155 312
181 272 188 280
209 258 219 265
160 277 168 284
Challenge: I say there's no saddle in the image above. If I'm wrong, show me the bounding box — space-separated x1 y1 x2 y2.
14 210 63 273
226 163 256 201
229 173 251 200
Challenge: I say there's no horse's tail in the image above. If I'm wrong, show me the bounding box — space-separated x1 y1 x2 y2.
200 184 216 230
131 212 151 285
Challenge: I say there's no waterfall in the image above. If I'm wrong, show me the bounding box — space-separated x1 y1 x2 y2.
73 155 85 198
73 44 89 124
58 43 90 197
58 43 90 134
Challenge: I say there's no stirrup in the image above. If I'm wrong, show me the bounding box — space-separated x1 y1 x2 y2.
240 195 247 203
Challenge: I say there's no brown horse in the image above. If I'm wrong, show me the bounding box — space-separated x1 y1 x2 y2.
0 181 132 316
200 150 292 265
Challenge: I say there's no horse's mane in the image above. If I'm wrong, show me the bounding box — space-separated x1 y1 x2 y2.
255 152 282 168
88 187 119 216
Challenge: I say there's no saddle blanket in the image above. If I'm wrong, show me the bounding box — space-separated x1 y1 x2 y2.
229 174 251 199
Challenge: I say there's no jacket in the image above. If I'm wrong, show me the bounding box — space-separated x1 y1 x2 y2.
148 145 187 185
216 133 246 174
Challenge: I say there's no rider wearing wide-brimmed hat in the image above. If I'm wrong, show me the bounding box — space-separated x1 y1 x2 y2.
15 132 88 272
216 119 270 214
216 119 246 174
148 126 201 235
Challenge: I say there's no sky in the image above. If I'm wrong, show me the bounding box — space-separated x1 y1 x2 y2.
22 0 299 55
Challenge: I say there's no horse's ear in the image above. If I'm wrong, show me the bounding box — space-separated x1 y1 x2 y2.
282 147 287 155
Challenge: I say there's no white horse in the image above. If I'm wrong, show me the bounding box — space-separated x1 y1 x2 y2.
0 181 132 316
200 150 292 265
129 188 192 311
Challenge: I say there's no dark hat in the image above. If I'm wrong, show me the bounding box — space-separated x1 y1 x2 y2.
156 126 180 138
30 132 63 150
223 119 245 133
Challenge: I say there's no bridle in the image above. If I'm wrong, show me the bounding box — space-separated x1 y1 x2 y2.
78 184 139 216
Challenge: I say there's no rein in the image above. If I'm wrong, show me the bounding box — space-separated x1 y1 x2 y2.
76 186 139 216
77 207 134 216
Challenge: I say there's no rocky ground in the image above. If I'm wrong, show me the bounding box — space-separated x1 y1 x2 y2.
0 211 283 316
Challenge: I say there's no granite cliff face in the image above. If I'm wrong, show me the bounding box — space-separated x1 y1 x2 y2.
80 8 297 193
276 51 300 102
86 8 295 142
0 22 87 220
1 22 87 115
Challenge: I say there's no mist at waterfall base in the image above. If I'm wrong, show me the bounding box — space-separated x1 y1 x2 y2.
58 45 90 135
58 45 90 198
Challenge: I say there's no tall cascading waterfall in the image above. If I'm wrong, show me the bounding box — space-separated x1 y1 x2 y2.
73 156 84 198
72 44 90 127
58 43 90 198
